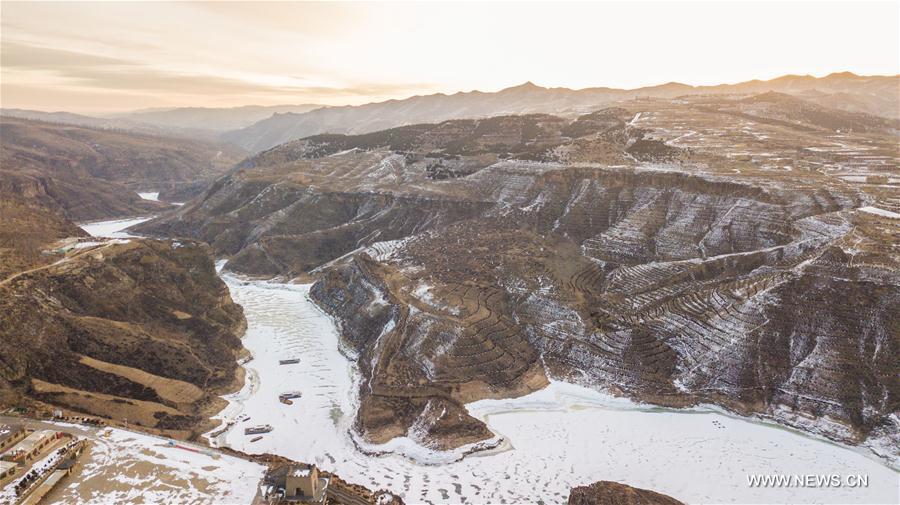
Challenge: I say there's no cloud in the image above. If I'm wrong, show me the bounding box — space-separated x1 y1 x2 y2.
2 41 136 68
1 40 432 104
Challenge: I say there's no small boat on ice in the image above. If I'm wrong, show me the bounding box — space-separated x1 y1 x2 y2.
279 391 302 404
245 424 273 435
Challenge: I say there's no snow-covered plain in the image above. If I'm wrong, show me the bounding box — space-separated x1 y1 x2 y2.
211 277 900 505
45 428 265 504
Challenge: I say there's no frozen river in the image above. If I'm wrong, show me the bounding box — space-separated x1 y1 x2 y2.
212 277 899 505
78 216 152 238
84 217 898 504
137 191 160 201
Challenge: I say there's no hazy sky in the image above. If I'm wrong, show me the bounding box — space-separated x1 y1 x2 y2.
2 1 898 113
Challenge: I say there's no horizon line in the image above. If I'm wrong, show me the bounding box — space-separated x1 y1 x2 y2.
4 70 898 116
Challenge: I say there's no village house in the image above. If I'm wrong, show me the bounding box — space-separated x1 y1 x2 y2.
0 425 28 453
264 463 329 504
17 439 86 505
0 460 17 481
1 430 60 462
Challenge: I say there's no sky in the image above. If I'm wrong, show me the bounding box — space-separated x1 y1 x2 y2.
1 1 898 114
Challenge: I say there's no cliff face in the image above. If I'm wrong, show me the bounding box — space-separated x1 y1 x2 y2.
136 95 899 455
0 237 246 436
568 481 684 505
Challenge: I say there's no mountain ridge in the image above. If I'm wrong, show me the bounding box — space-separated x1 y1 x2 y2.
223 72 900 153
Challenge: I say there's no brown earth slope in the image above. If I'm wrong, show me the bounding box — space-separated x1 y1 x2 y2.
0 236 246 438
0 116 245 205
568 481 684 505
137 94 899 456
0 119 249 438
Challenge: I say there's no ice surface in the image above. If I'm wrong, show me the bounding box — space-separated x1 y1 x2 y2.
137 192 160 201
79 217 153 238
210 277 900 504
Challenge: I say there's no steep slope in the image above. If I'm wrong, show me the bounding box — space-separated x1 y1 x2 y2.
0 184 248 439
0 238 246 437
0 194 88 279
0 166 168 222
0 118 249 439
223 73 900 153
0 116 245 203
138 95 899 458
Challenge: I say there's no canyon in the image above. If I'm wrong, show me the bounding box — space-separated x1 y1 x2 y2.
137 92 899 466
0 118 249 439
207 266 898 503
2 73 898 503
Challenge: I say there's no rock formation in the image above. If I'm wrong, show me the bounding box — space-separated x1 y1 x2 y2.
0 237 246 437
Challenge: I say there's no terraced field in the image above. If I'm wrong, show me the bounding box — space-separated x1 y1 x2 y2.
137 94 899 459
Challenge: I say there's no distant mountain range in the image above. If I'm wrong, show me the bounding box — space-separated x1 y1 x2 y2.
3 72 897 154
110 104 323 131
0 115 244 214
0 108 196 137
222 72 899 153
1 103 322 139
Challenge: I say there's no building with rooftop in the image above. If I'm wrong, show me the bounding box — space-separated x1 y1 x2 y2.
0 425 28 453
2 430 59 462
0 460 17 481
264 463 329 504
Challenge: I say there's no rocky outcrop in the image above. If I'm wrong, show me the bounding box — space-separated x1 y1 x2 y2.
568 481 683 505
311 255 523 449
137 95 899 456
